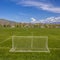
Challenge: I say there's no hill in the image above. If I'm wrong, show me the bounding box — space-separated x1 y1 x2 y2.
0 19 17 25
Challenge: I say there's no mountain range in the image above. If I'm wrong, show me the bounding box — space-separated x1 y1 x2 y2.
0 17 60 25
0 19 17 25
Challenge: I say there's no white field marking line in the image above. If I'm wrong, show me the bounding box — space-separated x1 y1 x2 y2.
0 47 10 49
49 48 60 50
0 47 60 50
0 36 12 44
9 48 60 52
10 47 60 49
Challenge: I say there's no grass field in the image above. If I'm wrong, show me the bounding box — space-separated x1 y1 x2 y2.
0 27 60 60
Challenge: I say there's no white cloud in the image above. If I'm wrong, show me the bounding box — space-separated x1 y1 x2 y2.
30 16 60 23
16 0 60 13
31 18 36 22
39 17 60 23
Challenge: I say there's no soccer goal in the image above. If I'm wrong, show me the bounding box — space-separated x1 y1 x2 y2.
9 36 50 52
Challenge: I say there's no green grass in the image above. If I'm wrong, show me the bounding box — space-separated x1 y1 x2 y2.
0 27 60 60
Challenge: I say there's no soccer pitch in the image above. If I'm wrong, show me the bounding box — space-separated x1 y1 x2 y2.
0 27 60 60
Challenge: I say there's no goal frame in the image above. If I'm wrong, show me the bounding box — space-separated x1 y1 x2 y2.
9 36 50 52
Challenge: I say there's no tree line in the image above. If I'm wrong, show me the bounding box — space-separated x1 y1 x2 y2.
0 23 60 28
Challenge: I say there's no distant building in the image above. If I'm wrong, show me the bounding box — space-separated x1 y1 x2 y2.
40 25 45 28
11 26 15 28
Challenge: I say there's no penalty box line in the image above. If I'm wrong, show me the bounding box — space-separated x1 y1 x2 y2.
0 36 12 44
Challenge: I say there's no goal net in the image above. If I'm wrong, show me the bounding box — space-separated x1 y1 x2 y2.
10 36 50 52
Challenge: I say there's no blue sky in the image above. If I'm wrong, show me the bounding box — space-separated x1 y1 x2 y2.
0 0 60 22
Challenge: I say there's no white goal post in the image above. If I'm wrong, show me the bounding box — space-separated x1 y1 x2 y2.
9 36 50 52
